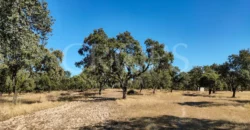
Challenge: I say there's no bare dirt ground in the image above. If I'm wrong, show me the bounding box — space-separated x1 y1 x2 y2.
1 89 250 130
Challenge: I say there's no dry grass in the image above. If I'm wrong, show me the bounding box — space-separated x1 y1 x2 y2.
116 90 250 123
77 89 250 129
0 91 65 121
1 89 250 129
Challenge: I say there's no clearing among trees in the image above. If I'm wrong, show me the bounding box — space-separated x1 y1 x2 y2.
0 89 250 129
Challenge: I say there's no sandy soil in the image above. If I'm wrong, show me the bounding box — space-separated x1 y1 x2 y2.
0 100 117 130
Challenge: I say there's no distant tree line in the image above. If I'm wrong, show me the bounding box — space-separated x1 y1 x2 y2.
75 28 250 98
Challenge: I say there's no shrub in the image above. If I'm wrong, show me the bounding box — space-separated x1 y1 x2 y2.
127 89 139 95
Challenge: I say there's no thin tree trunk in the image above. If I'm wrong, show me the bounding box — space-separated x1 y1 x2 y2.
122 87 127 99
232 87 236 98
212 86 215 93
49 86 51 93
12 76 17 105
140 83 143 93
99 83 103 95
153 87 156 94
209 88 212 95
122 81 128 99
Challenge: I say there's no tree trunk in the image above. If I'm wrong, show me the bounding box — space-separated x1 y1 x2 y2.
99 83 103 95
170 88 173 93
12 76 17 105
212 87 215 93
153 86 156 94
122 87 127 99
140 83 143 93
232 87 236 98
209 88 212 95
122 81 128 99
49 86 51 93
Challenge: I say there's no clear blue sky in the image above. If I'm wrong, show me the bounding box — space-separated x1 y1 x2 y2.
46 0 250 76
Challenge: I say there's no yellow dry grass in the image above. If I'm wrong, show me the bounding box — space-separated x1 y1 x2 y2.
1 89 250 129
0 91 65 121
116 90 250 123
79 89 250 129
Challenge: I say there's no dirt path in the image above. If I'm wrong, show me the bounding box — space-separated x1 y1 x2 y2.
0 100 117 130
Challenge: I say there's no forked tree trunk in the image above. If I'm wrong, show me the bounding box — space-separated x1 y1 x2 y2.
232 87 236 98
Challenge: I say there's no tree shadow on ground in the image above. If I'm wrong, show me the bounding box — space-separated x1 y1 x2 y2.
57 92 118 103
79 115 250 130
183 93 216 98
178 101 242 107
0 98 41 104
232 100 250 104
0 98 12 103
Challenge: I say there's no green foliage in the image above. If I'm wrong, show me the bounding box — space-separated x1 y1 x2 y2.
16 69 35 92
0 0 69 103
188 66 203 90
77 28 173 98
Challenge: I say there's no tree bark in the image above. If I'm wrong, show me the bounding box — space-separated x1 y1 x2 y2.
12 75 17 105
209 88 212 95
212 87 216 93
140 80 144 93
99 83 103 95
122 87 127 99
140 85 143 93
49 86 51 93
153 87 156 94
232 87 236 98
122 81 128 99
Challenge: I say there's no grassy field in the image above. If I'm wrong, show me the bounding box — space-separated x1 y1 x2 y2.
1 89 250 129
84 89 250 129
0 91 65 121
